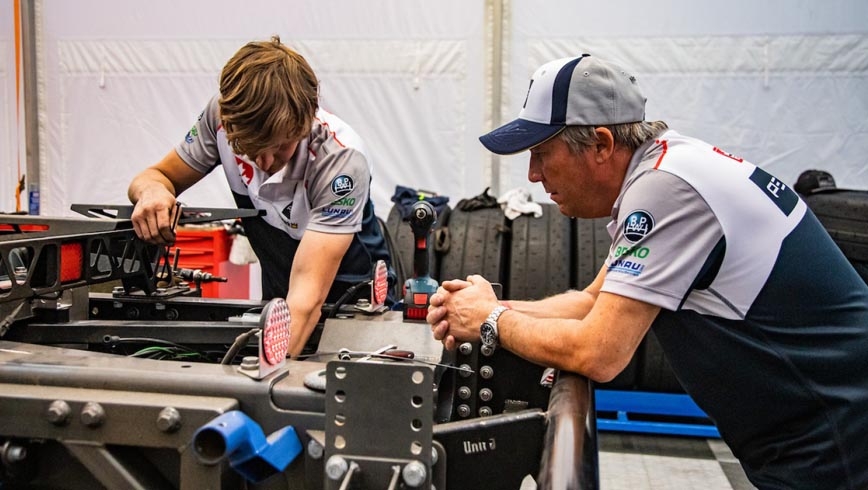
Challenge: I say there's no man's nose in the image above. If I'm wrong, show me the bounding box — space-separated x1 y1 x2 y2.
528 160 542 183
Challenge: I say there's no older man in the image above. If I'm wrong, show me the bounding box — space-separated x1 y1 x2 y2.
427 54 868 489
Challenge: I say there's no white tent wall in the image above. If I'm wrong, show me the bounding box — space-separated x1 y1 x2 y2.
503 0 868 203
6 0 868 215
36 0 487 217
1 1 17 213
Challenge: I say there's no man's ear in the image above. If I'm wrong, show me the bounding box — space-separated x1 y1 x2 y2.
593 127 615 163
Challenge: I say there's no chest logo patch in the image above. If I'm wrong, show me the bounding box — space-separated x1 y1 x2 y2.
331 175 355 197
623 210 654 243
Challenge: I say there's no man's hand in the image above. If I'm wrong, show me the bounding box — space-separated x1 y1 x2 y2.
427 275 499 350
128 150 206 244
131 187 178 244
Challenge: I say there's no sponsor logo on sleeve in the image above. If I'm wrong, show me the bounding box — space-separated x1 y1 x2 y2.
614 245 650 258
321 207 354 218
184 125 198 144
749 167 797 216
607 258 646 276
331 197 356 207
331 175 355 197
623 210 654 243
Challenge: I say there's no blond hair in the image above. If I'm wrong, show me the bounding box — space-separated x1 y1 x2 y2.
559 121 669 154
219 36 319 157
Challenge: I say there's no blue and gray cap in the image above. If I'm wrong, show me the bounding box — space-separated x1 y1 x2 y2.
479 54 647 155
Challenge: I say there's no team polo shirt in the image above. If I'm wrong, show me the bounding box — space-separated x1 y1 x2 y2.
601 130 868 489
175 95 390 299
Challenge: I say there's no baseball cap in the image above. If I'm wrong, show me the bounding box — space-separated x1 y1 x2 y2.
794 169 837 195
480 54 647 155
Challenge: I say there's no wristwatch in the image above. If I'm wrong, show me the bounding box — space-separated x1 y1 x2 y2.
480 305 509 351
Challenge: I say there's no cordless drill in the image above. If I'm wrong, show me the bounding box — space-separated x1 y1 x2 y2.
403 201 439 320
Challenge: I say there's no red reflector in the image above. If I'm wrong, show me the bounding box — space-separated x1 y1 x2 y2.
413 293 429 305
0 224 49 232
261 299 290 365
405 307 427 319
415 237 427 249
60 242 83 282
373 260 388 306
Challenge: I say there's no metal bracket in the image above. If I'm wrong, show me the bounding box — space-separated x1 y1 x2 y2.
323 360 433 489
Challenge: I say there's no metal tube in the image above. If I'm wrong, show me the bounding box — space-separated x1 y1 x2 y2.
536 371 599 490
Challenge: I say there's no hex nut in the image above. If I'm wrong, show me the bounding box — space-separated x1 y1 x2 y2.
156 407 182 433
47 400 71 426
80 402 106 428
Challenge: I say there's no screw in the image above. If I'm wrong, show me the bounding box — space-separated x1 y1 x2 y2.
355 298 371 308
111 286 125 295
80 402 106 428
478 406 492 417
156 407 181 433
165 309 179 321
47 400 71 426
456 404 471 418
479 365 494 379
458 343 472 355
240 356 259 370
458 364 472 378
3 444 27 463
457 386 471 400
430 447 439 466
480 345 495 357
325 455 348 480
307 439 324 460
479 388 493 402
402 460 427 487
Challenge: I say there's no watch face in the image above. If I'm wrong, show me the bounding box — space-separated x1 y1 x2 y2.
480 322 496 347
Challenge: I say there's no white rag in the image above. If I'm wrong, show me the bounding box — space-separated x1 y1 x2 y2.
229 234 259 265
497 187 543 220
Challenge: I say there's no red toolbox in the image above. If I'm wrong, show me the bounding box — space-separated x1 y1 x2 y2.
170 226 250 298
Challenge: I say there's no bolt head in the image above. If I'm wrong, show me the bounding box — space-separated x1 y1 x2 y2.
402 460 427 487
156 407 182 433
325 455 348 480
240 356 259 370
80 402 106 428
307 439 324 460
47 400 71 425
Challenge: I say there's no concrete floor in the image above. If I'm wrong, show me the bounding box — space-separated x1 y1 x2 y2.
520 432 757 490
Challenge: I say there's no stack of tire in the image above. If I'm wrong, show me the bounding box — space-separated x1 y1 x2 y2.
802 190 868 286
385 200 684 393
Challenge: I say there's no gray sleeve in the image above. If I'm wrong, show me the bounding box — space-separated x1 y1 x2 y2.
174 94 222 173
600 170 724 311
305 147 371 234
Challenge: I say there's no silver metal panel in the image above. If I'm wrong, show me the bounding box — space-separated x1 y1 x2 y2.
318 311 443 363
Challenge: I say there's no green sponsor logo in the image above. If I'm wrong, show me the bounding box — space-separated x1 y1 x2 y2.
331 197 356 206
614 246 650 259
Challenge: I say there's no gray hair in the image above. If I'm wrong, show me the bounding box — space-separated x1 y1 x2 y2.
558 120 669 154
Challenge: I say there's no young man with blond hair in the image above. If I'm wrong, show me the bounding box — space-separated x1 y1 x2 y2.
129 36 391 357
